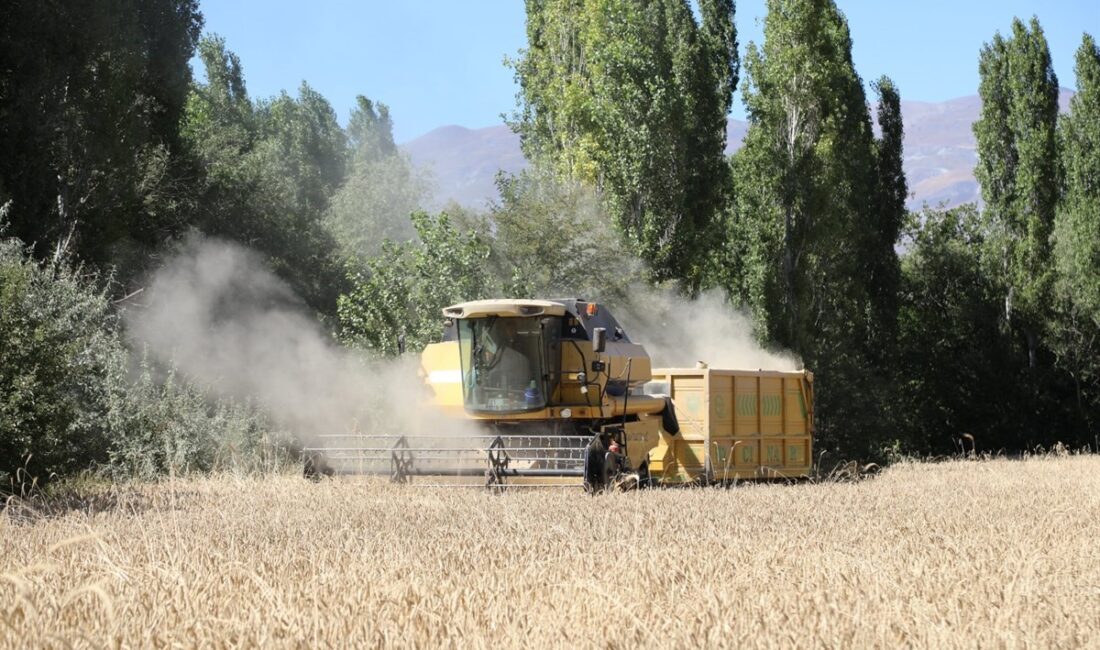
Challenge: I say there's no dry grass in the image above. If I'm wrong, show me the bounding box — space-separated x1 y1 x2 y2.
3 456 1100 648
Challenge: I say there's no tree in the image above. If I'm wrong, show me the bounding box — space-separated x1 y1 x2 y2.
511 0 738 287
0 227 283 487
973 17 1061 368
325 96 427 259
255 83 348 218
182 36 349 316
896 204 1091 453
181 35 254 158
726 0 895 457
729 0 881 351
0 236 118 486
1050 33 1100 438
487 167 643 300
868 76 907 353
346 96 397 166
0 0 203 269
338 212 496 355
1054 33 1100 323
730 0 877 352
894 206 1027 453
1046 295 1100 439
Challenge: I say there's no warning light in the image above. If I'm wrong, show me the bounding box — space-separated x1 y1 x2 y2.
586 303 598 317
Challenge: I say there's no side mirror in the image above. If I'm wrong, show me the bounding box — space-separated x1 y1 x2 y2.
592 327 607 354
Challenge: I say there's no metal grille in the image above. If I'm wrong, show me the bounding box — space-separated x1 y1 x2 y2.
304 433 591 486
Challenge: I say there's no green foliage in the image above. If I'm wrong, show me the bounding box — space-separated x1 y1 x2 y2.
346 96 398 167
325 157 427 259
723 0 901 457
1049 33 1100 438
728 0 880 354
183 36 349 316
3 0 1097 476
106 358 285 479
0 237 118 486
973 17 1061 365
894 207 1018 452
0 230 290 488
1054 33 1100 323
0 0 203 269
894 206 1091 453
255 84 348 216
511 0 738 287
487 168 642 300
338 212 495 355
336 168 649 359
1046 295 1100 438
868 76 907 353
325 97 428 259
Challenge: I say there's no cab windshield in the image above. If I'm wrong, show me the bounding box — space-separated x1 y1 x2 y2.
457 316 554 413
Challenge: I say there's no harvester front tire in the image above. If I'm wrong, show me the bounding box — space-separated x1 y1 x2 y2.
583 439 606 494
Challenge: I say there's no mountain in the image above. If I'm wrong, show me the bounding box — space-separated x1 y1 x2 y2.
402 90 1074 212
401 125 525 209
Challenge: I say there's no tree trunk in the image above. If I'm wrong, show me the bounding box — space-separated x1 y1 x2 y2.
1025 327 1038 370
783 205 798 348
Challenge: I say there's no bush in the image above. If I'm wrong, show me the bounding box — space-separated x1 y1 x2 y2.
0 231 294 489
0 236 120 488
105 356 291 479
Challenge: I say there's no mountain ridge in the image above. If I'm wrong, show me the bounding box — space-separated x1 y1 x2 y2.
402 90 1074 211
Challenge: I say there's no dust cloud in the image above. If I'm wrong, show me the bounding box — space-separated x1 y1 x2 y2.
125 236 463 442
125 236 797 447
612 288 800 371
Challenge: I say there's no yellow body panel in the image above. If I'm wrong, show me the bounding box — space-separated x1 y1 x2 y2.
647 368 814 482
420 341 465 416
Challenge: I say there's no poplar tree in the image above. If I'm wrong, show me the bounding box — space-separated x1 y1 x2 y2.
183 36 348 315
1050 33 1100 432
346 96 397 166
727 0 899 456
729 0 879 355
511 0 738 287
0 0 203 267
1055 33 1100 322
973 17 1061 367
868 76 907 353
326 96 428 258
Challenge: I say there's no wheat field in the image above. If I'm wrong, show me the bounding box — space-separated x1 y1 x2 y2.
3 456 1099 648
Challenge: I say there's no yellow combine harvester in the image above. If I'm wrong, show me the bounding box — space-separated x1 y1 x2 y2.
307 298 814 489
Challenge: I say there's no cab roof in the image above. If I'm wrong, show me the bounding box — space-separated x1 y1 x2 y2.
440 298 632 343
442 299 568 319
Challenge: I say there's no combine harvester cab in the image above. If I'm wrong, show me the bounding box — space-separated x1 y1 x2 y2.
307 298 814 489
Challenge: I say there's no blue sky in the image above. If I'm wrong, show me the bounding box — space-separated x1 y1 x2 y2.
196 1 1098 143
